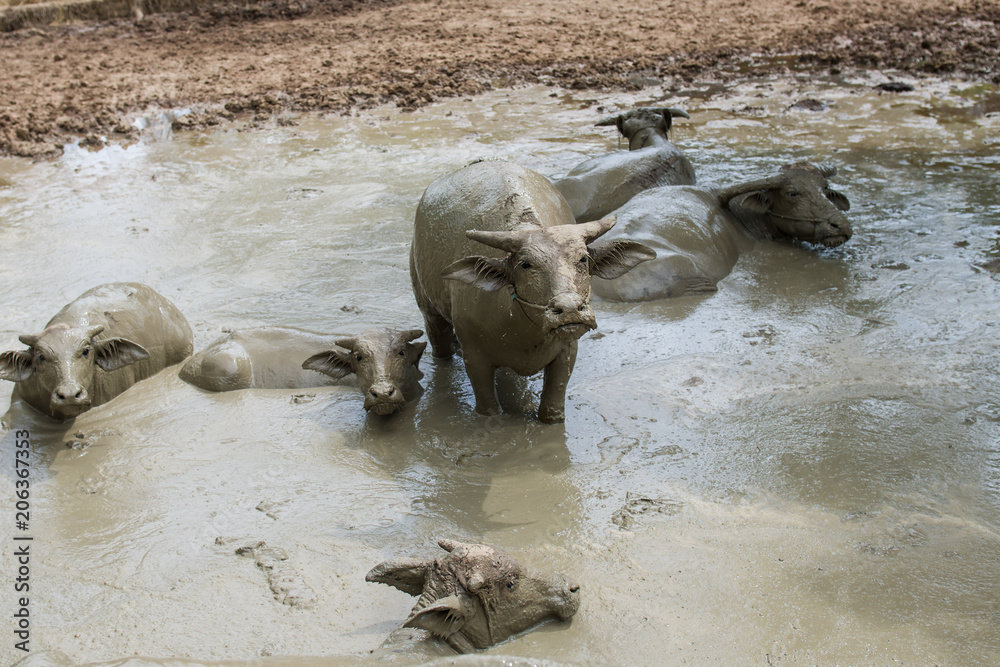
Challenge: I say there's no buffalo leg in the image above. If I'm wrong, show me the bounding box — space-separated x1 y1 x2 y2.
463 353 500 416
538 343 578 424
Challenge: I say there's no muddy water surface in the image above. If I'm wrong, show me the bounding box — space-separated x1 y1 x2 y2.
1 72 999 666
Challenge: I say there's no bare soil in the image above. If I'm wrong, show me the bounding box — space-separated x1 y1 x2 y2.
1 0 998 157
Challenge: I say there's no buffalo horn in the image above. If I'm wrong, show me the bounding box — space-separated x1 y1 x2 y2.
17 333 40 347
335 336 359 351
595 107 690 126
466 229 527 254
577 214 617 244
396 329 424 344
716 175 788 207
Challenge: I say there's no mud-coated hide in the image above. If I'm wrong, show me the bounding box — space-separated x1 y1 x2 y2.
0 282 193 421
410 159 654 422
366 539 580 658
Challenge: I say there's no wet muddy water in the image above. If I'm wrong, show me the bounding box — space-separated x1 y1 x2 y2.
1 72 999 665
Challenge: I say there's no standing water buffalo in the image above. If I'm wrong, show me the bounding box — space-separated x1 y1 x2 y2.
554 107 696 223
410 159 655 423
366 539 580 658
591 162 852 301
179 326 426 416
0 283 193 421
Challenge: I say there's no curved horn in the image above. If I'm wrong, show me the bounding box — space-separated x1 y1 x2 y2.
466 229 527 254
438 539 474 553
595 113 624 127
86 325 105 340
395 329 424 344
334 336 359 351
17 333 40 347
818 163 838 178
716 175 788 207
595 107 689 127
576 214 617 244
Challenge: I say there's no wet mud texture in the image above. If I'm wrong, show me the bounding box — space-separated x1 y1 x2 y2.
2 0 999 157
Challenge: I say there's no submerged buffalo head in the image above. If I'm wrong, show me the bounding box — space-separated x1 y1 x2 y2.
302 328 426 416
0 324 149 420
596 106 690 150
367 539 580 653
441 214 655 340
719 162 852 247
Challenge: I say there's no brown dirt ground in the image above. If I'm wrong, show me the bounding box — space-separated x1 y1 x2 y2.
1 0 999 157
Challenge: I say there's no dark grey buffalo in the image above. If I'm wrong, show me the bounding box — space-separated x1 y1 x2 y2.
592 162 853 301
367 539 580 658
0 283 193 421
410 159 654 423
554 107 696 223
179 326 426 416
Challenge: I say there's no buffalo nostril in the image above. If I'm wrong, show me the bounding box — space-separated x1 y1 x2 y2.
577 305 586 312
552 307 564 315
74 389 84 399
570 585 580 593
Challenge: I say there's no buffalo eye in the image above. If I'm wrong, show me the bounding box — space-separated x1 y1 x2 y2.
82 347 91 359
35 353 45 364
506 577 518 590
579 256 588 264
397 349 405 357
520 261 532 270
355 353 363 362
786 189 800 198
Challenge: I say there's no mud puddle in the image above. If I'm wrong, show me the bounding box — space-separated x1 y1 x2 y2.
1 71 999 665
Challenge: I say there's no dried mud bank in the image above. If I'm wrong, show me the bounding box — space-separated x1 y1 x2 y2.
1 0 999 157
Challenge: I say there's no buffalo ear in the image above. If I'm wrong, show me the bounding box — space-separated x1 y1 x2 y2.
94 337 149 372
365 558 431 596
741 191 772 214
589 240 656 280
302 349 354 379
441 256 510 292
0 350 34 382
826 190 850 211
404 594 468 639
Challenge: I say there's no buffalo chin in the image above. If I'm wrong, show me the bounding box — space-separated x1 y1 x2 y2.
367 401 405 416
821 235 849 248
49 403 91 420
548 323 594 341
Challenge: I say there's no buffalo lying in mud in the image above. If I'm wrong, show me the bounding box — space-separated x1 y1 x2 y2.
554 107 696 223
0 283 193 421
592 162 853 301
179 326 426 416
366 539 580 658
411 159 655 423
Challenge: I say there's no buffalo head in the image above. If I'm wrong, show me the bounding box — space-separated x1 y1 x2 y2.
367 539 580 653
302 328 425 416
719 162 852 247
440 215 655 340
596 106 690 150
0 324 149 420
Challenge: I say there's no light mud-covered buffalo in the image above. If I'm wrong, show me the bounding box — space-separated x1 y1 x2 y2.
554 107 695 223
367 539 580 659
0 282 193 421
592 162 853 301
410 159 655 423
180 326 426 416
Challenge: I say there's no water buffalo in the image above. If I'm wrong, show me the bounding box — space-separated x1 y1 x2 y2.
0 283 193 421
410 159 655 423
179 326 426 416
367 539 580 658
554 107 696 223
591 162 852 301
